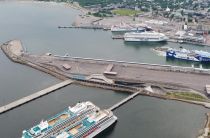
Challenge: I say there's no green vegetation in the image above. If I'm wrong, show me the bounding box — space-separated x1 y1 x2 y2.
112 9 141 16
37 0 198 12
92 10 113 17
166 92 207 102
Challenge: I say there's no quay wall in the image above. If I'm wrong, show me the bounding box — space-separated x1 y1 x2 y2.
57 56 210 75
72 78 139 93
2 40 210 110
1 43 140 93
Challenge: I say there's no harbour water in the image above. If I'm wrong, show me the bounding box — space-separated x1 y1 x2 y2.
0 1 209 138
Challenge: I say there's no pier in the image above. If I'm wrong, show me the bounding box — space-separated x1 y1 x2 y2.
0 79 73 114
2 40 210 111
109 91 140 111
2 40 210 93
58 26 104 30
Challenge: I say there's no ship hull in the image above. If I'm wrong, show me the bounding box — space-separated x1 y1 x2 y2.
86 116 117 138
124 37 168 42
111 29 138 33
166 51 210 63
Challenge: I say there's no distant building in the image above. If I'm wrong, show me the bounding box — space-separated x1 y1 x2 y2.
62 64 71 70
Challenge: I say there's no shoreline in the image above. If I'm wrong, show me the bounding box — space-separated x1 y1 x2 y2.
64 2 89 14
10 0 210 47
1 0 88 14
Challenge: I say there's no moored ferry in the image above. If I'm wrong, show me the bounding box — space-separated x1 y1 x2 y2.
124 31 168 42
166 48 210 62
22 101 117 138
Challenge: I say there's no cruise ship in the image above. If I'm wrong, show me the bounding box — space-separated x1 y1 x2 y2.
166 47 210 62
124 31 168 42
55 109 117 138
22 101 117 138
111 22 151 32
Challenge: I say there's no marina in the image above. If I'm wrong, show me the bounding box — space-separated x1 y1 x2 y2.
73 14 210 47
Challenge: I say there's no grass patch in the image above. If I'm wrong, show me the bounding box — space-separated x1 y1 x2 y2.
112 9 141 16
166 92 206 102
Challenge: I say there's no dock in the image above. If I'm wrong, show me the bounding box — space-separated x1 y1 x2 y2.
0 79 73 114
109 91 140 111
58 26 104 30
168 38 210 47
2 40 210 111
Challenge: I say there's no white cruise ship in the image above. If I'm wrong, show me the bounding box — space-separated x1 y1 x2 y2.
22 101 117 138
55 109 117 138
124 31 168 42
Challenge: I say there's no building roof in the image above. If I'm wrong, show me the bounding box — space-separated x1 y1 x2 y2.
62 64 71 70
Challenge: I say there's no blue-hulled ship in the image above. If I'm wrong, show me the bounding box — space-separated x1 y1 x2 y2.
166 47 210 63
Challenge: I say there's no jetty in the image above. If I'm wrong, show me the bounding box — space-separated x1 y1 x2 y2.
58 26 104 30
109 91 140 111
168 38 210 47
0 80 73 114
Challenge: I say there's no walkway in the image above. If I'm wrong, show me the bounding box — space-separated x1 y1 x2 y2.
0 79 73 114
109 91 140 111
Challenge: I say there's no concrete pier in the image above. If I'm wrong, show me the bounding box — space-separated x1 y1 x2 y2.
2 40 210 93
109 91 140 111
0 80 73 114
58 26 104 30
2 40 210 109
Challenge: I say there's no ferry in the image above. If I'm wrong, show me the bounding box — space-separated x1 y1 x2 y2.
166 47 210 62
124 31 168 42
111 22 151 33
22 101 117 138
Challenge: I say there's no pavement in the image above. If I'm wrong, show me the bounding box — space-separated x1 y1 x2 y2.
24 55 210 94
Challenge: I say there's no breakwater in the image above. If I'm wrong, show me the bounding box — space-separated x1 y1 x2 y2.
2 40 210 110
0 80 73 114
